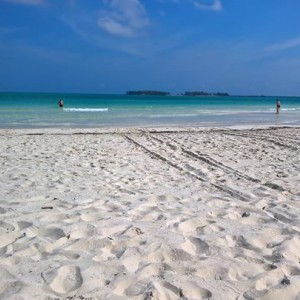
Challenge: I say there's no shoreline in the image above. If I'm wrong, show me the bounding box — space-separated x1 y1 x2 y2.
1 123 300 135
1 126 300 299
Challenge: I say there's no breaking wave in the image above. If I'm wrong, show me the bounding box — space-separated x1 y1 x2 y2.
63 108 108 112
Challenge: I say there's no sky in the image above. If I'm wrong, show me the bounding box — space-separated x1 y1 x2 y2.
1 0 300 96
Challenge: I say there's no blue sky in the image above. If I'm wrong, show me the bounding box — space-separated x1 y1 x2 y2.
1 0 300 95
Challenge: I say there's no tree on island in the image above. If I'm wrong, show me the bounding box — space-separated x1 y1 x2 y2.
125 90 229 96
213 92 229 97
126 91 170 96
184 91 229 96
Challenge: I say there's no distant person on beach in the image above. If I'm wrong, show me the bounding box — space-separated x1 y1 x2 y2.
58 99 64 108
276 99 281 114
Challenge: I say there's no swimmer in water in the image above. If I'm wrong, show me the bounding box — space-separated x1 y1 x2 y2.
58 99 64 108
276 99 280 114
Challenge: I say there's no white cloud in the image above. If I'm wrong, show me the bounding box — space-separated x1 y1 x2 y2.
2 0 45 5
194 0 222 11
98 0 150 38
98 18 135 38
264 37 300 52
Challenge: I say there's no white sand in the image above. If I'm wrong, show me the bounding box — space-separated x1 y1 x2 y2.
0 126 300 299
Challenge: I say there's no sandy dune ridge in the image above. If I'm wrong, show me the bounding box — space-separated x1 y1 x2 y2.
0 127 300 299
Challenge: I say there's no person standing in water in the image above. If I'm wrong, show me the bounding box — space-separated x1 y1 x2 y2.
58 99 64 108
276 99 281 114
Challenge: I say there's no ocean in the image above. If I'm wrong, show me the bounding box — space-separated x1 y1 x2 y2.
0 92 300 128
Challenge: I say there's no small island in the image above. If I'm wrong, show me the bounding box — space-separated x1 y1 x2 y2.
184 91 229 97
126 91 170 96
126 90 230 96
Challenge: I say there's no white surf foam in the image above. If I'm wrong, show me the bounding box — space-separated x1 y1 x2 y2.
63 108 108 112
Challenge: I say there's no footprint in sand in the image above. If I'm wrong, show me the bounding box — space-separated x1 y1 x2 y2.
135 262 167 279
181 236 213 256
0 281 24 299
226 263 266 282
0 207 7 214
38 227 66 241
180 281 212 299
196 223 225 235
17 221 32 230
146 243 192 263
144 280 212 300
244 273 300 300
0 221 15 232
44 265 83 294
176 218 208 235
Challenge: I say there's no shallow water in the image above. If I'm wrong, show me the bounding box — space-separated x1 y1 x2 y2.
0 92 299 128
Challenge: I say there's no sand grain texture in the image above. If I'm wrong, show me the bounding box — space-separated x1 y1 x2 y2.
0 127 300 299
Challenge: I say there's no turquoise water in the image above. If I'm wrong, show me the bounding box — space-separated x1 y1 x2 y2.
0 92 300 128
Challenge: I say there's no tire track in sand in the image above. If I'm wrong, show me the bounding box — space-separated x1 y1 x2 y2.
124 132 297 228
123 134 252 202
150 133 285 192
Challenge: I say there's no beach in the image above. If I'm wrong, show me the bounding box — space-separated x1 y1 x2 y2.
0 126 300 299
